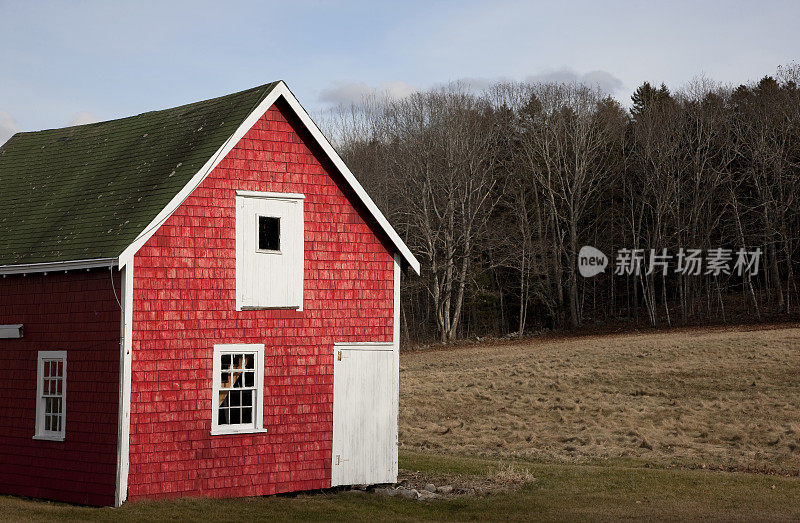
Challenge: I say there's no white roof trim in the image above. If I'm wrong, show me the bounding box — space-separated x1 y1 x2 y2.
0 257 117 275
117 81 420 274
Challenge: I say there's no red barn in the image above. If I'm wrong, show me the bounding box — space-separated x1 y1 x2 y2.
0 82 419 506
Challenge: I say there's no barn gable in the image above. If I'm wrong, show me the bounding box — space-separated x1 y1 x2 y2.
123 100 399 502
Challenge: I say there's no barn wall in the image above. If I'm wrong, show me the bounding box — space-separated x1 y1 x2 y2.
0 269 121 506
127 101 395 501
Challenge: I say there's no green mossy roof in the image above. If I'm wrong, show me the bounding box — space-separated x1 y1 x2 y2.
0 82 279 265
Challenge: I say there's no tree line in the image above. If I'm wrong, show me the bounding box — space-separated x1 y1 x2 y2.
328 64 800 343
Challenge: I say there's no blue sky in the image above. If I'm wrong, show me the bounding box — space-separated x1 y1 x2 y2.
1 0 799 144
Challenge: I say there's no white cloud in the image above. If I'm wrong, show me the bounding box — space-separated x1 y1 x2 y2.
319 80 416 106
525 68 625 95
68 111 100 126
0 112 20 146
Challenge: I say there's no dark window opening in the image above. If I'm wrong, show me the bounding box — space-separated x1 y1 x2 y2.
258 216 280 251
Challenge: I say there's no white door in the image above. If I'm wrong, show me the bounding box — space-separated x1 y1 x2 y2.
331 343 398 486
235 193 304 310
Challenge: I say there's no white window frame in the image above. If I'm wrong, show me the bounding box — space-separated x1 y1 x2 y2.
34 350 67 441
211 343 266 436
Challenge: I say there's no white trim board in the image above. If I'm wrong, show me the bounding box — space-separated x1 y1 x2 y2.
392 253 401 479
333 341 393 347
0 258 117 276
117 81 419 274
236 190 304 200
333 343 394 352
0 324 23 339
114 261 134 507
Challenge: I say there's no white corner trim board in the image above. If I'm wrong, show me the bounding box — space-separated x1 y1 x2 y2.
392 253 401 477
117 81 419 274
115 260 134 507
0 324 23 339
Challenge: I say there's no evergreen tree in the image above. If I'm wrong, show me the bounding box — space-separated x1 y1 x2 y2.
630 82 671 119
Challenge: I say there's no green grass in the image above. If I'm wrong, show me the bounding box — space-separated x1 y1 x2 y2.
2 452 799 521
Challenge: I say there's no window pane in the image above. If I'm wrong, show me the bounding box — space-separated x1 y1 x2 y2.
54 398 62 415
45 398 52 414
230 408 241 424
245 354 254 369
218 408 229 425
244 371 254 388
56 361 63 377
221 372 230 388
57 379 62 394
231 390 240 407
233 372 242 388
242 407 252 424
258 216 280 251
242 390 252 407
221 354 231 370
55 416 61 432
44 361 51 378
45 416 52 431
219 392 230 408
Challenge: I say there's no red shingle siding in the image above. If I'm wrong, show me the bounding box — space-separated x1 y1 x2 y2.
127 102 395 501
0 270 121 506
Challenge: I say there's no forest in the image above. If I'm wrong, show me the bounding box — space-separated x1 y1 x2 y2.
328 64 800 343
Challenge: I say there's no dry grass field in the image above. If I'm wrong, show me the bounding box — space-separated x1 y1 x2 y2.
400 324 800 475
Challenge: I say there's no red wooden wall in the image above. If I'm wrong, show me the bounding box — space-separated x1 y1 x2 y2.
127 100 395 500
0 269 121 506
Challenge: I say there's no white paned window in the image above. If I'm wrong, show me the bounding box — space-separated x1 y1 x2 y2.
211 344 265 435
34 350 66 441
235 191 304 310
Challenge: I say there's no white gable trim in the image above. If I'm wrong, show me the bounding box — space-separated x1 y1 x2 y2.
117 81 419 274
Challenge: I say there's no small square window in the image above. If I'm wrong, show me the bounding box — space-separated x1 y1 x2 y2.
258 216 280 251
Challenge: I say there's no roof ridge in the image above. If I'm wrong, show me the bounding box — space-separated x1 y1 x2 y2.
11 81 281 136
